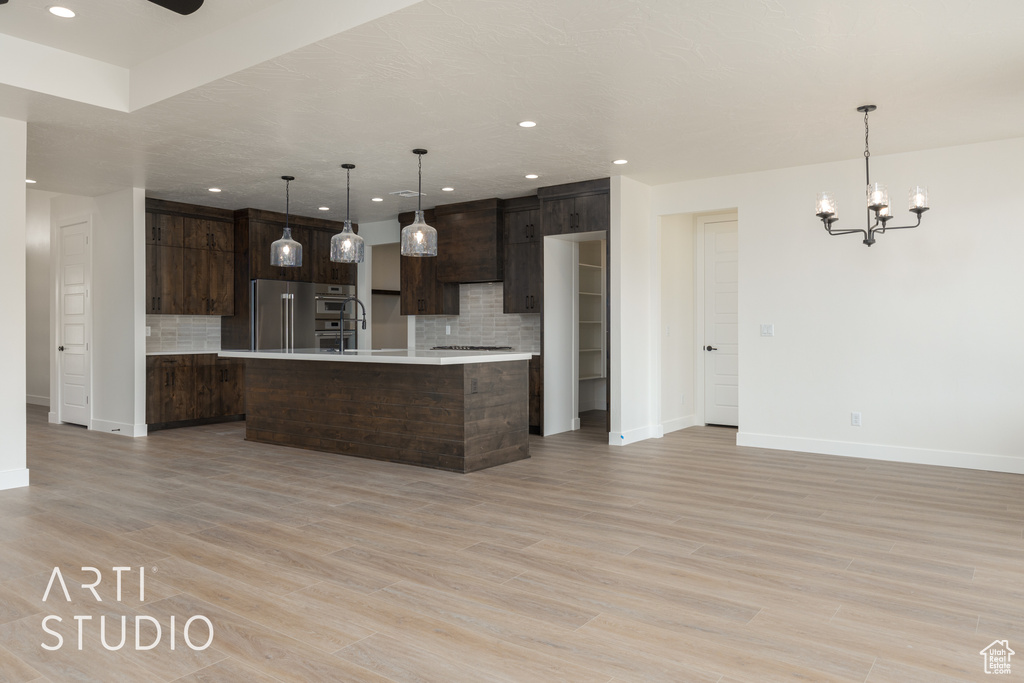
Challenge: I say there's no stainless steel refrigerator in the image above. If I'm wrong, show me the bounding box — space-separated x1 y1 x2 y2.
251 280 316 351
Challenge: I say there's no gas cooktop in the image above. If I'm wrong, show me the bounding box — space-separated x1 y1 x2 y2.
431 345 514 351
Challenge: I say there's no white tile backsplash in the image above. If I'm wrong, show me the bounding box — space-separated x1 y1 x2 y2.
415 282 540 352
146 315 222 353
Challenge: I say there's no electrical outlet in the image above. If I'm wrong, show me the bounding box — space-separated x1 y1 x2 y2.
851 412 862 427
145 326 151 337
445 325 451 335
760 324 775 337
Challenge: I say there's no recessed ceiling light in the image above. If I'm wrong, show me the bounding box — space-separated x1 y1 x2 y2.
318 206 330 211
613 159 628 165
208 187 222 193
25 179 37 184
49 6 76 18
371 197 384 202
441 187 454 192
525 174 539 179
518 121 537 128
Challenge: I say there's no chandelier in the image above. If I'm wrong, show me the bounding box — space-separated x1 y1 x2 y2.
815 105 930 246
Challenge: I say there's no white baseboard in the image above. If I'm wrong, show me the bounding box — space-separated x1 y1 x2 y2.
26 394 49 407
662 415 697 435
0 468 30 491
609 424 663 446
737 431 1024 475
91 419 148 438
571 417 581 431
48 411 59 424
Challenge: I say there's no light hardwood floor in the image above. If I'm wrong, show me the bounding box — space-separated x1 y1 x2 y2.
1 405 1022 682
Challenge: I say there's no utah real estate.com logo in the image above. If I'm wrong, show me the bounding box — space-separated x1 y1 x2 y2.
40 566 213 652
980 640 1014 675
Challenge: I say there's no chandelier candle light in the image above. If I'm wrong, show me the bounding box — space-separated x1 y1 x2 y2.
815 105 930 246
400 149 438 257
331 163 364 263
270 175 302 266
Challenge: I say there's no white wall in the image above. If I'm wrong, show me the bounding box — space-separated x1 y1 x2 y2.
659 213 696 433
0 116 29 490
370 242 406 349
26 189 56 407
646 137 1024 473
609 175 657 444
50 189 147 437
543 236 576 435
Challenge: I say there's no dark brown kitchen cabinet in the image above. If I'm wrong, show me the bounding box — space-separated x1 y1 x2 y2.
399 209 460 316
183 216 233 252
312 227 358 285
529 354 543 434
145 355 195 425
435 198 503 283
147 354 245 430
183 248 234 315
539 178 610 236
145 213 183 246
145 244 184 314
503 197 542 314
195 356 245 420
503 240 542 314
146 200 235 316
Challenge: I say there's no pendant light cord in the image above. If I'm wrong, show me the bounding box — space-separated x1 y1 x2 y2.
417 153 423 212
346 168 351 223
285 178 291 229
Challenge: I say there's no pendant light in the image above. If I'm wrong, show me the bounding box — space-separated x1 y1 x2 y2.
331 163 364 263
270 175 302 267
400 148 438 257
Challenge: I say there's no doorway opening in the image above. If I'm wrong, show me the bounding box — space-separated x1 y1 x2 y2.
55 217 93 428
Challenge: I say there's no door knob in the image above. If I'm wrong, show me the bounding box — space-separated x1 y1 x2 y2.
705 345 718 351
58 345 65 351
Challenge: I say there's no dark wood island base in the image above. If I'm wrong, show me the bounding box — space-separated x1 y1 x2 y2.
243 358 529 473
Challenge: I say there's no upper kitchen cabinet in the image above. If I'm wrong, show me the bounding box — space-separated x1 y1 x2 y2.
502 195 542 315
146 199 234 315
398 209 460 316
243 212 314 283
312 227 358 286
539 178 610 236
435 198 504 283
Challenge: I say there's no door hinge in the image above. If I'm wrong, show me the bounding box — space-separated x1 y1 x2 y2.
86 396 89 404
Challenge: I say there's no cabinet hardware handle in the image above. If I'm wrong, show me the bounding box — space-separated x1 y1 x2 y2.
157 296 161 311
151 296 155 310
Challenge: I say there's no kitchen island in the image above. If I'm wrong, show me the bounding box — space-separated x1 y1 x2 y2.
217 349 533 473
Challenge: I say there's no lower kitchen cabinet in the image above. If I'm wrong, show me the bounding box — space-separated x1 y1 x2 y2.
147 354 245 430
529 355 543 434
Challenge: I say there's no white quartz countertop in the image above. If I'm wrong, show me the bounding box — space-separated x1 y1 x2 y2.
217 348 535 365
146 350 222 356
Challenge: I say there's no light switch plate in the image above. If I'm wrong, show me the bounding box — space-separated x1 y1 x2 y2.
145 326 151 337
760 324 774 337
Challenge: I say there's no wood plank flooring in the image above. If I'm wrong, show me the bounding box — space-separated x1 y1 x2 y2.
1 405 1022 681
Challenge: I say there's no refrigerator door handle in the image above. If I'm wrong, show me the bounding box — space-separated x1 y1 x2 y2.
281 293 289 351
288 293 295 351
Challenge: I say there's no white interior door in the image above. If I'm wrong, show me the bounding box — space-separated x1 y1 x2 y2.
703 218 738 426
58 220 91 427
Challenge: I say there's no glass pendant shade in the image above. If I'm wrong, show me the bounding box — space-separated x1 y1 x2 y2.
271 175 302 267
401 210 438 257
909 185 929 211
270 227 302 266
877 204 892 220
331 220 364 263
815 191 837 217
866 182 889 211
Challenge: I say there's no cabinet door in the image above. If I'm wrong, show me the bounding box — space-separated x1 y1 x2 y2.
219 358 245 416
575 193 610 233
528 354 543 432
194 354 219 420
503 240 542 314
183 248 210 315
146 355 195 423
208 220 234 252
208 250 234 315
147 245 184 314
400 255 432 315
541 197 575 235
146 214 184 246
506 209 539 244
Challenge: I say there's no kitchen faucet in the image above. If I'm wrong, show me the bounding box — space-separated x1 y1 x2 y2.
339 296 368 352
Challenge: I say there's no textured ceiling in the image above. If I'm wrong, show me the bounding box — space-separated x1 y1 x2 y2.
0 0 286 67
11 0 1024 223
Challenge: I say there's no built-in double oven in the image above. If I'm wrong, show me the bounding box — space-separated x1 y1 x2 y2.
314 284 357 352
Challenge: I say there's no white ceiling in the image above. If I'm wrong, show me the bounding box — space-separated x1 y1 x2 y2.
6 0 1024 223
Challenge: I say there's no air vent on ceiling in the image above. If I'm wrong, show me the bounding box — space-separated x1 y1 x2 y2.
389 190 424 198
